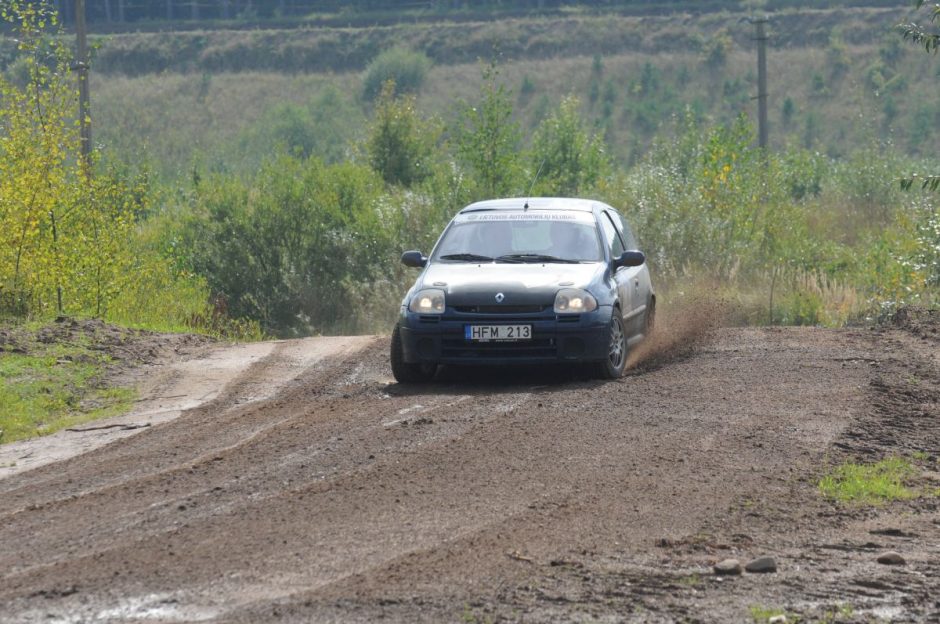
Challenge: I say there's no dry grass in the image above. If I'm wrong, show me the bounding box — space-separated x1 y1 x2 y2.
90 32 939 178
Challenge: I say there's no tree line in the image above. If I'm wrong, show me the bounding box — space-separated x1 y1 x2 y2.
44 0 901 26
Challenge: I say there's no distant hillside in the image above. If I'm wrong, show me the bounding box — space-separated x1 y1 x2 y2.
77 7 901 76
27 4 934 180
46 0 902 29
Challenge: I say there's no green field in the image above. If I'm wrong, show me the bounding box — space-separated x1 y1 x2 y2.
81 7 939 180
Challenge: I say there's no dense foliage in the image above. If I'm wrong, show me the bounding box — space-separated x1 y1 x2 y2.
0 1 231 333
45 0 904 26
1 1 937 338
898 0 940 192
168 70 937 336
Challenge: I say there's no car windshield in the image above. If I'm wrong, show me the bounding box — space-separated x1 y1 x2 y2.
433 213 603 263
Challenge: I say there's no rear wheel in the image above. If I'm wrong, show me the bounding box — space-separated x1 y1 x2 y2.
594 312 627 379
390 324 436 383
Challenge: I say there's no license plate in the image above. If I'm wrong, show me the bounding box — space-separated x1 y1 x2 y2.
465 324 532 342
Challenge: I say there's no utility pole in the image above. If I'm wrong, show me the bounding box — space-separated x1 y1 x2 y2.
75 0 92 175
753 16 769 150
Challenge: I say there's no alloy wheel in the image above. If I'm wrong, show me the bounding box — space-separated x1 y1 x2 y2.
608 316 625 369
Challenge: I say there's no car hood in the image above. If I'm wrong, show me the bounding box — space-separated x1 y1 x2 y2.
419 262 606 306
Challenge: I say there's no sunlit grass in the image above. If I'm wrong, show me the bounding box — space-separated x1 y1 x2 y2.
818 457 918 505
749 605 790 623
0 338 135 444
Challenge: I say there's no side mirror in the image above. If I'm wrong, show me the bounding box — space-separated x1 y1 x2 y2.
614 250 646 269
401 250 427 268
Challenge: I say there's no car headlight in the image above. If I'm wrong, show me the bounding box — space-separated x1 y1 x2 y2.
409 288 446 314
554 288 597 314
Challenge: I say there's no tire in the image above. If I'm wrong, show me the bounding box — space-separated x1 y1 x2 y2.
594 311 628 379
390 324 436 383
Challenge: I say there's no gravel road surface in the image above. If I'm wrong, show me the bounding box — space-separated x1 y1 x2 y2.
1 310 937 622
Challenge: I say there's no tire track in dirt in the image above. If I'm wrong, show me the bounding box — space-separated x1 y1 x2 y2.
1 319 937 623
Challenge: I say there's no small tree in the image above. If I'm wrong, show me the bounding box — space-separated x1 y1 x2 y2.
898 0 939 191
529 95 608 196
0 1 198 324
365 81 439 188
0 1 81 315
453 61 523 199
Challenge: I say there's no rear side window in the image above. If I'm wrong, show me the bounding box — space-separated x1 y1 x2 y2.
599 212 626 258
607 210 638 250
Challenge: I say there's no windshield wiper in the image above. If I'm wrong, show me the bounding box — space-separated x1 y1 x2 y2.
439 253 494 262
496 254 580 264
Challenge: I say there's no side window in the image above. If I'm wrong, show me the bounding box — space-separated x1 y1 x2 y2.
607 210 638 250
600 212 626 258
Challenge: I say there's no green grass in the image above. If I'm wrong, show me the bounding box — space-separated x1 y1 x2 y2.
677 573 702 587
0 341 135 444
818 457 918 505
749 605 792 623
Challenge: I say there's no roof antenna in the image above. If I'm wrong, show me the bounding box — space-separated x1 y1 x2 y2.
524 158 546 210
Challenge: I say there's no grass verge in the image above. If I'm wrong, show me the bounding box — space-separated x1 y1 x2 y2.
749 605 791 623
0 328 135 445
818 457 918 505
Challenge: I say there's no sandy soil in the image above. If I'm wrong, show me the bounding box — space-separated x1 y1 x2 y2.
0 336 372 480
0 310 937 623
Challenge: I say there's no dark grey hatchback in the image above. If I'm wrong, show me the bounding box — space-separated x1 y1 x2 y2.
391 197 655 382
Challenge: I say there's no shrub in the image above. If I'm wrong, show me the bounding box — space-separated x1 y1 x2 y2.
362 47 431 101
365 81 441 188
702 31 733 69
236 87 363 166
176 157 393 336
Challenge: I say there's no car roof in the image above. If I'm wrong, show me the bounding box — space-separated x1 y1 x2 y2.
459 197 604 214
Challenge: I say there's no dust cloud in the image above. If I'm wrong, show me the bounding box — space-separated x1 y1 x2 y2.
626 293 728 371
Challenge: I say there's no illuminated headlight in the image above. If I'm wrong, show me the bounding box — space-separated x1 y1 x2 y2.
554 288 597 314
409 288 446 314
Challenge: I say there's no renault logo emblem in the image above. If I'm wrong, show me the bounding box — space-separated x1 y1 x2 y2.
495 293 505 303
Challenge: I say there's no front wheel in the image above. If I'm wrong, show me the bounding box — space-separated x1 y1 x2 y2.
594 312 627 379
390 324 437 383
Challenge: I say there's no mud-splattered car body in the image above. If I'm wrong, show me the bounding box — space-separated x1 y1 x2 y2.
390 197 655 382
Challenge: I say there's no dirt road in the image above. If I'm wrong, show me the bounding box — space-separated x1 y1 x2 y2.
1 311 937 623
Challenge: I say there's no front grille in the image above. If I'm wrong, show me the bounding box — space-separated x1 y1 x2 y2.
454 305 548 314
441 337 557 359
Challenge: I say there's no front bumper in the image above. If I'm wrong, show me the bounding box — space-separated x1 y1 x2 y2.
399 305 613 365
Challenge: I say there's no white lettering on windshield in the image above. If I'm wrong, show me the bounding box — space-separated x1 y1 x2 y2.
456 213 589 223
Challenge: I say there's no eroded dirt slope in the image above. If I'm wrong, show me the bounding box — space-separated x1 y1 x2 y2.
0 312 937 623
